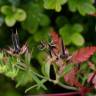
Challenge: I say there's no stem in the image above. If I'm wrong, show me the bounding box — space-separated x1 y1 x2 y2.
25 84 38 93
31 71 78 91
15 64 26 70
25 79 47 93
58 82 77 91
31 70 48 80
28 70 78 92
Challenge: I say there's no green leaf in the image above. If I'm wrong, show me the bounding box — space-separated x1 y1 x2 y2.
43 0 68 12
59 24 72 45
68 0 95 15
5 15 16 27
68 0 77 12
1 5 14 15
0 65 7 73
15 8 27 21
72 24 83 33
33 28 49 42
71 33 85 46
22 3 45 33
59 24 84 46
5 68 19 79
16 69 33 87
77 2 96 15
39 14 50 26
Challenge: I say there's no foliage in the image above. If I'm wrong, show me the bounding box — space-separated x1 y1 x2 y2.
43 0 95 15
71 46 96 63
0 0 96 96
43 0 68 12
1 5 26 26
59 24 84 46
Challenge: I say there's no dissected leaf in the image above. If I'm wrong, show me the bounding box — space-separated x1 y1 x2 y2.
5 68 19 79
16 69 33 87
71 33 84 46
68 0 77 12
59 24 84 46
22 2 50 33
43 0 67 12
38 14 50 26
0 65 7 73
1 5 27 27
71 46 96 64
59 25 72 45
64 67 91 94
68 0 95 15
33 28 49 42
77 2 95 15
72 24 83 33
64 67 82 87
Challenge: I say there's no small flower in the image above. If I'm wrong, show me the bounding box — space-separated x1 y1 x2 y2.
5 29 28 56
6 43 28 56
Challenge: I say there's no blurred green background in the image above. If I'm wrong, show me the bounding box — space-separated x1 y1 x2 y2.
0 0 96 96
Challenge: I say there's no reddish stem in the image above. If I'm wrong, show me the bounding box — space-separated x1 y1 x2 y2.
35 92 81 96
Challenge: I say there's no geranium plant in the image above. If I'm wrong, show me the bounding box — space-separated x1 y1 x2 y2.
0 0 96 96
